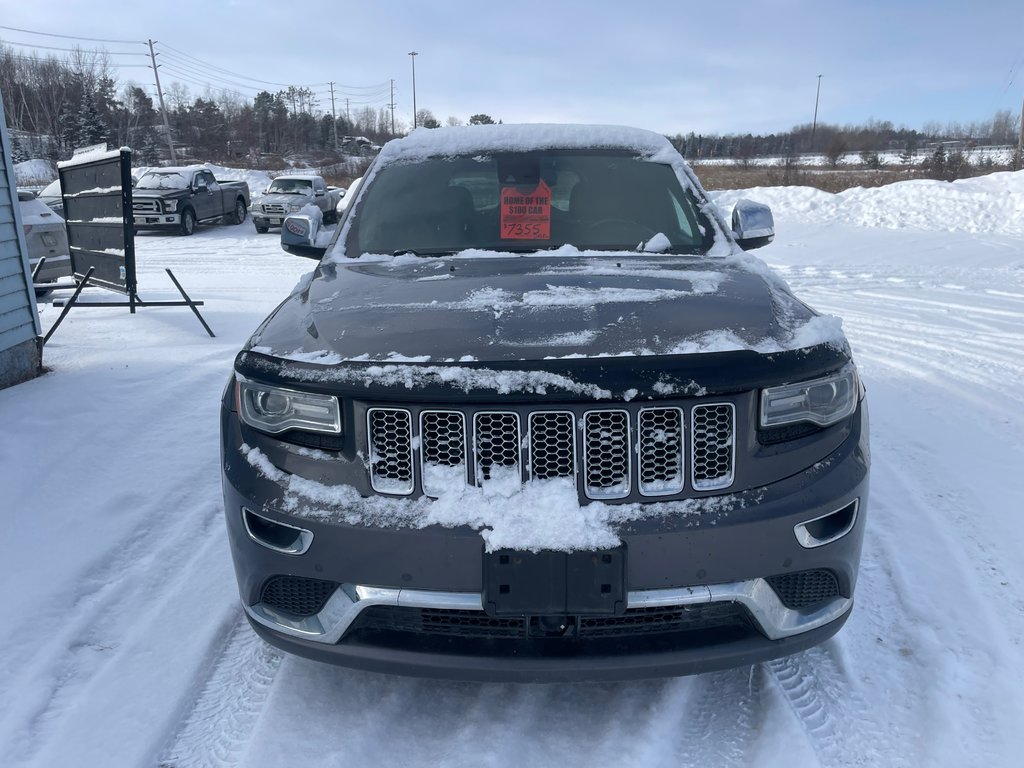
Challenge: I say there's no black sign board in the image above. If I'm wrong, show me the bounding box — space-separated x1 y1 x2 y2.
58 148 135 295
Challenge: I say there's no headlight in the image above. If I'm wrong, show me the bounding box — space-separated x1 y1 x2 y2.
760 363 858 428
286 203 302 212
164 199 178 212
236 377 341 434
251 202 262 213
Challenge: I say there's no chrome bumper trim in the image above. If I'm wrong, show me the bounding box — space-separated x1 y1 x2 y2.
245 578 850 645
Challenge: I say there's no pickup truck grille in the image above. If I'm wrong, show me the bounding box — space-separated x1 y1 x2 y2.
133 200 160 213
366 403 735 499
261 203 287 216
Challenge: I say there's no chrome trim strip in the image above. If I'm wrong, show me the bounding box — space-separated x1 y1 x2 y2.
707 579 852 640
794 499 860 549
245 578 848 645
245 585 481 644
242 507 313 555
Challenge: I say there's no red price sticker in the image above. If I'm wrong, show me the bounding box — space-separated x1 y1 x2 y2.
500 180 551 240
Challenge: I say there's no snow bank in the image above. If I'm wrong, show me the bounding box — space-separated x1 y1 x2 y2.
13 158 56 184
711 170 1024 236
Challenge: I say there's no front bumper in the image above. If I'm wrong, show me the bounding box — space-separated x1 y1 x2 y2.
221 400 869 682
31 253 72 282
133 213 180 228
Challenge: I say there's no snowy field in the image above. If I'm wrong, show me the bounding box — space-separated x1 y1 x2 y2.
2 172 1023 767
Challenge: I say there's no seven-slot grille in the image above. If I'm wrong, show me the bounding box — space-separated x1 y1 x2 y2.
368 404 735 499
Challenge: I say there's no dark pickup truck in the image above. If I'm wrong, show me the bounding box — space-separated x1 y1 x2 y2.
132 166 250 235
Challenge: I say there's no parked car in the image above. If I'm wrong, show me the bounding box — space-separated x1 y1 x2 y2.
132 167 249 235
250 174 342 233
36 178 64 217
18 194 72 295
221 124 869 682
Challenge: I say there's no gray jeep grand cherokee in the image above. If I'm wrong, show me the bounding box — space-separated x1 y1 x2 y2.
221 124 869 682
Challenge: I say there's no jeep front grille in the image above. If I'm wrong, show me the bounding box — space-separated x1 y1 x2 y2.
365 403 736 499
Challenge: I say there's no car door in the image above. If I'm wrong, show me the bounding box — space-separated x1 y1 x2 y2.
192 170 219 220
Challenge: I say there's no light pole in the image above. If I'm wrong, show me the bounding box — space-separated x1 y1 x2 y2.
811 74 822 152
408 51 419 128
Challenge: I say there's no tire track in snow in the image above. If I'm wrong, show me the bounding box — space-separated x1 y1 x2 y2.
157 618 283 768
0 467 226 765
767 641 899 768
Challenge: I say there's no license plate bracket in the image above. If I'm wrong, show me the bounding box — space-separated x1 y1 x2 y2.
483 547 626 617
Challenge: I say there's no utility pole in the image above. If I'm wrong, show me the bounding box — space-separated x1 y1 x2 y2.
345 98 350 123
147 39 176 163
1018 95 1023 167
408 51 418 128
328 81 338 150
389 79 396 135
810 74 822 153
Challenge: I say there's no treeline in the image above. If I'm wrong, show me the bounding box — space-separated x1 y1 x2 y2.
668 113 1022 163
0 43 402 165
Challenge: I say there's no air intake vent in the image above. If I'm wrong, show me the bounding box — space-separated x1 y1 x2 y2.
260 575 338 617
473 412 521 484
528 411 575 480
420 410 467 496
766 570 840 609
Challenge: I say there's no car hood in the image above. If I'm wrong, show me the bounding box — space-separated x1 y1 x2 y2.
256 192 314 205
248 254 831 364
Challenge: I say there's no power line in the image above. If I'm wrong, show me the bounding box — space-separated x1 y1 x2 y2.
0 23 142 45
157 41 326 89
0 38 147 56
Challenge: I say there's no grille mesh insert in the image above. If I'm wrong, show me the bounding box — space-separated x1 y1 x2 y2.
638 408 684 495
766 570 840 609
260 576 338 618
529 412 575 480
583 410 630 499
692 403 735 490
421 410 466 495
474 412 521 483
368 408 414 494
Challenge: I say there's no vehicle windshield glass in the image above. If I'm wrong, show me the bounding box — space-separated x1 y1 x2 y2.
136 171 190 190
345 151 711 256
268 179 313 194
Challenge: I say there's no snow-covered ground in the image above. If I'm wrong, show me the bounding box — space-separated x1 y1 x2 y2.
1 172 1023 767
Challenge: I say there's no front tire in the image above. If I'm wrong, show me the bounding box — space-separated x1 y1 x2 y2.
232 199 247 225
180 208 196 236
254 223 269 234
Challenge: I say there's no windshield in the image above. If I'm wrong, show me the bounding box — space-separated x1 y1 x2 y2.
345 151 711 256
136 171 189 190
268 179 313 195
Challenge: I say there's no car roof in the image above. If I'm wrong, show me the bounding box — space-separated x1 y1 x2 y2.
377 123 677 165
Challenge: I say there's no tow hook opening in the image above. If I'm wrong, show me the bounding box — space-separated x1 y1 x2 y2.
794 499 859 548
243 507 314 555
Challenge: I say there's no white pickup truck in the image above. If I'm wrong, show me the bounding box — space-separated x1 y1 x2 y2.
250 174 343 233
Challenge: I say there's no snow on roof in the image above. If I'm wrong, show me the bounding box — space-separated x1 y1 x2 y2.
273 174 320 181
377 123 679 164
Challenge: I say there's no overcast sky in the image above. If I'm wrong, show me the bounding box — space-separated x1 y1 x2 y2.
1 0 1022 136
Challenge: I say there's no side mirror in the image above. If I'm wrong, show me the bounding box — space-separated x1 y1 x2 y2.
337 188 347 198
731 199 775 251
315 190 325 197
281 213 327 260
